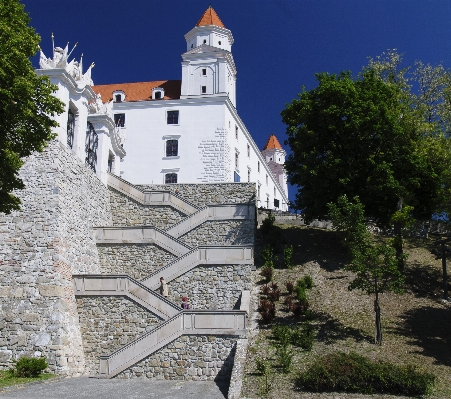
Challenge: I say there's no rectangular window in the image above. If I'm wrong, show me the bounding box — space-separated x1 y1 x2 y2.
248 170 251 182
202 69 207 76
247 144 250 157
235 126 238 140
166 140 178 157
167 110 179 124
234 172 240 182
201 86 206 94
235 152 239 169
165 173 177 184
258 161 260 173
114 113 125 127
274 198 280 208
266 174 268 185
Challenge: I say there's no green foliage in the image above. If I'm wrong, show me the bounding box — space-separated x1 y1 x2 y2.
291 323 315 351
282 65 448 226
261 245 275 269
261 213 275 234
10 356 48 378
255 357 273 397
298 351 435 396
271 324 292 347
275 344 293 373
283 245 294 269
0 0 64 213
260 266 273 283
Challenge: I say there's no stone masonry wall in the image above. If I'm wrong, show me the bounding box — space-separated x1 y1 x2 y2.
179 220 254 247
0 140 112 374
76 296 162 374
164 264 252 310
117 335 237 381
108 187 185 229
138 183 256 208
97 244 176 280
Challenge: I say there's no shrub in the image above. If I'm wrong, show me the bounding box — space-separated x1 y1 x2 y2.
261 245 275 269
297 275 313 290
291 323 315 351
295 285 307 302
267 287 281 303
275 345 293 373
284 294 293 310
261 284 270 296
298 352 435 396
283 245 294 269
285 281 294 294
261 266 273 283
271 324 291 347
304 309 315 321
11 356 48 378
291 299 309 317
261 212 276 234
258 299 276 324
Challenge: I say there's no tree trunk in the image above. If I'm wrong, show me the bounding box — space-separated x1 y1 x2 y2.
393 197 404 271
374 290 382 345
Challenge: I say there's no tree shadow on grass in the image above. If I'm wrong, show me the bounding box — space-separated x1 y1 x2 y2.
404 262 450 299
256 225 349 272
391 305 451 367
314 312 372 345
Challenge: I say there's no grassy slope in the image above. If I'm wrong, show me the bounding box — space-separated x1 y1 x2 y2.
241 224 451 399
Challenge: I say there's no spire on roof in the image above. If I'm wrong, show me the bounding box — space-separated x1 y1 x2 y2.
263 134 283 151
196 5 225 28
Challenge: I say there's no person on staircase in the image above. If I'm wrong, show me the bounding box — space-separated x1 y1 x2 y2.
181 296 190 309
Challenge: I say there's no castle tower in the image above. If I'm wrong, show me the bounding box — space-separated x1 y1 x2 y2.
262 134 288 198
181 6 237 106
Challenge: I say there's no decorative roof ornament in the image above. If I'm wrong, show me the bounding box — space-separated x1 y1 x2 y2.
39 34 94 86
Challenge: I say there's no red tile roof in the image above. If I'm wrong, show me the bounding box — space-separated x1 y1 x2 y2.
263 134 283 150
196 6 225 28
92 80 181 102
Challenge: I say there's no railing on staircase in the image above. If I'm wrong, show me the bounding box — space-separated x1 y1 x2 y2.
98 310 247 378
94 226 192 257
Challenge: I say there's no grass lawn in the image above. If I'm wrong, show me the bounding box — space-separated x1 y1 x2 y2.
241 223 451 398
0 370 56 389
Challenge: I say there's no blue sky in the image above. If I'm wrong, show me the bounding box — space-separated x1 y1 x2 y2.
23 0 451 203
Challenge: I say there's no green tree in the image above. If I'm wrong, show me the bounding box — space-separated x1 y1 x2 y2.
282 68 448 268
328 195 404 344
0 0 63 214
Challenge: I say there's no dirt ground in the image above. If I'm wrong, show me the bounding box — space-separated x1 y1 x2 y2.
241 225 451 399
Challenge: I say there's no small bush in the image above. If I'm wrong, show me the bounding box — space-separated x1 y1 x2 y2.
283 245 294 269
261 266 273 283
291 323 315 351
291 299 309 318
258 299 276 324
11 356 48 378
255 357 270 375
285 281 294 294
267 287 281 303
261 284 270 296
271 325 291 347
304 309 315 321
298 352 435 396
295 285 307 302
284 294 293 310
261 245 275 269
261 213 276 234
275 345 293 373
297 275 313 290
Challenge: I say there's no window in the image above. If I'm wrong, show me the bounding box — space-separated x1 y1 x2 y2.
107 152 114 173
166 140 178 157
266 174 268 185
167 110 179 124
191 44 194 48
258 184 261 200
67 109 75 149
258 161 260 173
248 170 251 182
274 187 276 197
203 39 207 44
235 152 239 169
234 172 240 182
155 91 161 99
114 113 125 127
266 195 270 208
85 122 98 172
115 94 122 103
235 126 238 140
201 86 206 94
218 40 222 45
165 173 177 183
202 69 206 76
247 144 250 157
274 198 280 208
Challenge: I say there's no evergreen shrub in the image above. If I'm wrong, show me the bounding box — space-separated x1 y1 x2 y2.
10 356 48 378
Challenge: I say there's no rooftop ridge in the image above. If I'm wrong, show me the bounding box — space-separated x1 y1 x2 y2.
263 134 283 150
196 5 225 28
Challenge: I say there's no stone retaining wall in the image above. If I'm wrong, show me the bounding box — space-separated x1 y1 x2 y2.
179 220 254 247
97 244 176 280
76 296 162 374
0 140 112 375
164 264 252 310
116 335 237 381
108 187 185 229
138 183 256 208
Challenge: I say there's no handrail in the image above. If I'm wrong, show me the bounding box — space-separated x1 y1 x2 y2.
99 310 246 378
73 274 180 320
94 226 192 256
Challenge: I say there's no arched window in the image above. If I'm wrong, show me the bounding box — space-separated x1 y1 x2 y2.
67 109 75 148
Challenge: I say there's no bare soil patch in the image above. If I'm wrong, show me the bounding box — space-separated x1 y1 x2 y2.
241 225 451 399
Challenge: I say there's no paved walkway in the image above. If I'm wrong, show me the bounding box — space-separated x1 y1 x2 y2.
0 377 229 399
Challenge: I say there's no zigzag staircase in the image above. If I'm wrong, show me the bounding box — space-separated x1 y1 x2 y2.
75 174 254 378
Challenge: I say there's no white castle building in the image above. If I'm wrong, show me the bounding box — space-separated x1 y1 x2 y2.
39 6 289 210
